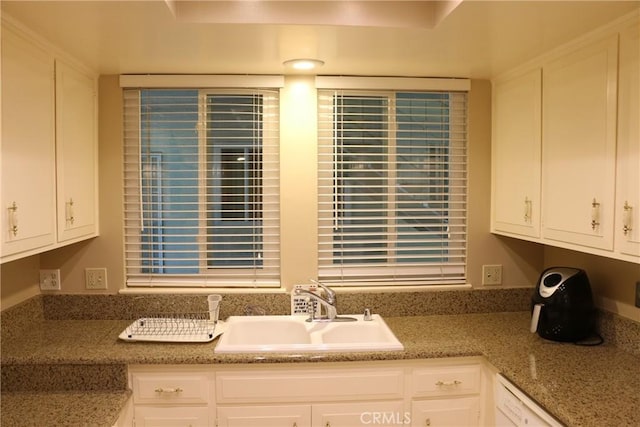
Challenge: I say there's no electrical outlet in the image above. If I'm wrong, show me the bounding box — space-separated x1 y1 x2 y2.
85 268 107 290
291 284 321 316
482 264 503 286
39 269 61 291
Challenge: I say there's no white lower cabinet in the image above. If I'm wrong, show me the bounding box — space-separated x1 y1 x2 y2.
218 404 311 427
410 362 484 427
128 358 490 427
313 401 406 427
128 366 215 426
411 397 480 427
133 406 211 427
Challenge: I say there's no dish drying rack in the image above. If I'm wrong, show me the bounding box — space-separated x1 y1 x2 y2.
119 294 223 343
119 312 223 343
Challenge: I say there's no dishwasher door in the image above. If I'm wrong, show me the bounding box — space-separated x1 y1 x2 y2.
494 374 564 427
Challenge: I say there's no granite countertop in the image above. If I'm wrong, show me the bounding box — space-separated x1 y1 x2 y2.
2 311 639 426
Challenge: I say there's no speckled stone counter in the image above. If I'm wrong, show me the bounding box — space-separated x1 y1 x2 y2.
2 312 640 426
0 391 131 427
2 291 639 426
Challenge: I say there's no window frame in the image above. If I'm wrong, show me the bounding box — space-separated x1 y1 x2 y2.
123 88 280 288
317 89 468 286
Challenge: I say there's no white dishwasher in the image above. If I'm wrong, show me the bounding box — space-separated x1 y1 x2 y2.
494 374 564 427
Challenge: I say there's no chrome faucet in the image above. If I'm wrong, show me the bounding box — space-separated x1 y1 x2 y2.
293 280 356 322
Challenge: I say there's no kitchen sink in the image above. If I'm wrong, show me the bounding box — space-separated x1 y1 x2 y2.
214 314 404 353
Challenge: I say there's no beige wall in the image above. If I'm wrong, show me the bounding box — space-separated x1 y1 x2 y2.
38 75 125 294
544 247 640 312
1 76 544 307
4 75 636 315
0 255 40 310
5 75 634 315
466 80 543 289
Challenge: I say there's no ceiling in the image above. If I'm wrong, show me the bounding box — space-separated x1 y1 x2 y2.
2 1 639 79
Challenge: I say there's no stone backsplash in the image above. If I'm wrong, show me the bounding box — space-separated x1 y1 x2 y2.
2 287 638 356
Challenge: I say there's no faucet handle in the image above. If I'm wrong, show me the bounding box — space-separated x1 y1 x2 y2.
310 279 336 304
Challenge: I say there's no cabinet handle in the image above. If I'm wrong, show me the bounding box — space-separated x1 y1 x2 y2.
435 380 462 387
623 201 633 236
524 197 532 223
154 387 183 393
591 198 601 230
65 198 75 225
425 418 431 426
8 202 18 236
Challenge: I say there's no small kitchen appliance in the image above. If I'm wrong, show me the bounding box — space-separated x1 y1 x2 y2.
530 267 596 342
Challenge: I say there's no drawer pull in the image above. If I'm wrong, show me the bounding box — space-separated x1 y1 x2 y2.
623 201 633 236
435 380 462 387
154 387 183 394
591 198 601 230
66 198 75 225
8 202 18 236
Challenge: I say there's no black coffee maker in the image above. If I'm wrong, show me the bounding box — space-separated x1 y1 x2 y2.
530 267 596 342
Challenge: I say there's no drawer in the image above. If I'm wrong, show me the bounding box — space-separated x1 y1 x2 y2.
133 406 211 426
131 370 212 405
313 400 406 427
411 364 481 397
216 367 405 403
218 404 311 427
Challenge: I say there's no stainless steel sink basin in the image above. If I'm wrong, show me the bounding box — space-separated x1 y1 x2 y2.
214 314 403 353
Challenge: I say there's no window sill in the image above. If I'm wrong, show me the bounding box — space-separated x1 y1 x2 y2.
119 287 288 295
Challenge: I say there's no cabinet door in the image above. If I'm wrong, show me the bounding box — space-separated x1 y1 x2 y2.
1 26 56 259
411 397 480 427
217 404 311 427
133 406 211 427
312 400 406 427
55 59 98 242
541 35 618 250
615 22 640 260
491 68 542 238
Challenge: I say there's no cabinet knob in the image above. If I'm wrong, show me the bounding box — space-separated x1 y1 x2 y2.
425 418 431 426
8 202 18 236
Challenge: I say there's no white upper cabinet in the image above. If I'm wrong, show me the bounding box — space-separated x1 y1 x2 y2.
491 68 542 238
615 22 640 260
491 13 640 264
541 34 618 251
55 59 98 243
1 24 57 259
1 19 98 263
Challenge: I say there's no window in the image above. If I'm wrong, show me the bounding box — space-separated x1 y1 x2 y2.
123 89 279 287
317 90 467 285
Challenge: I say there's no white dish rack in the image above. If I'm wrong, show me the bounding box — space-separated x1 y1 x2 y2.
119 312 225 343
119 294 223 343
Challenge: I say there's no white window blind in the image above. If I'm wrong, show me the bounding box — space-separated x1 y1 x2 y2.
317 90 467 285
123 89 280 287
